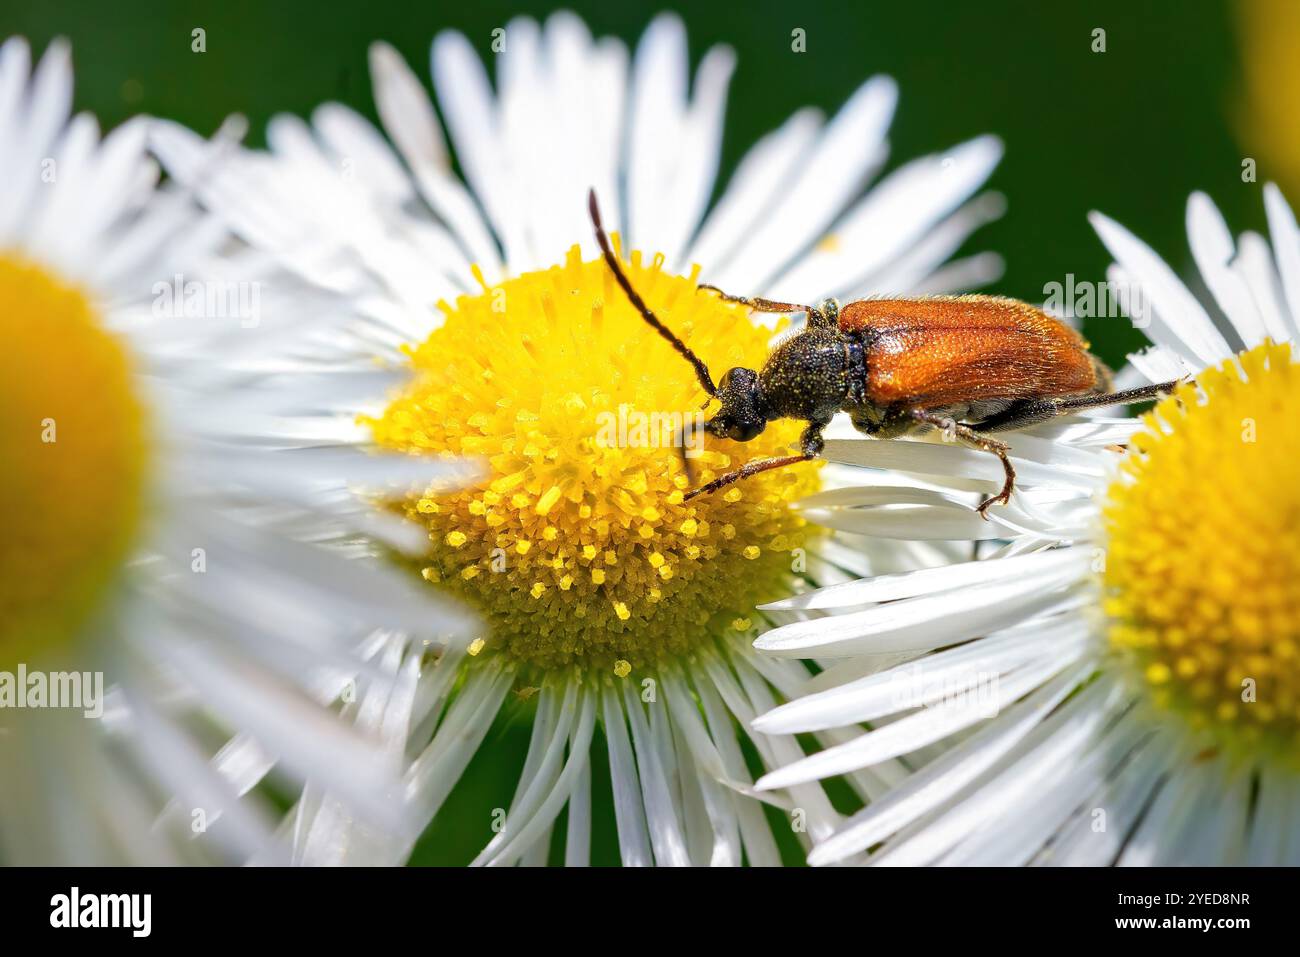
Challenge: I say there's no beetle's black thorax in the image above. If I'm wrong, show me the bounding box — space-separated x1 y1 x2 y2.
757 328 854 423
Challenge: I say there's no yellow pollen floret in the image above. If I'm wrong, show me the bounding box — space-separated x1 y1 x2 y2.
1103 342 1300 758
0 255 148 668
364 245 820 671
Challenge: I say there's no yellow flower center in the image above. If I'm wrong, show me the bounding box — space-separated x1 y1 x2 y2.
366 246 820 672
0 255 149 667
1103 342 1300 758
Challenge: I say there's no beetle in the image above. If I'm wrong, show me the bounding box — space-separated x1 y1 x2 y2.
588 190 1180 517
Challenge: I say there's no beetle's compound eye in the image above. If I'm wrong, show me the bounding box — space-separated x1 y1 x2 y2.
727 421 763 442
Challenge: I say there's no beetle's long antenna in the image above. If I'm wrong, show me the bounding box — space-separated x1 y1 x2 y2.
589 189 716 396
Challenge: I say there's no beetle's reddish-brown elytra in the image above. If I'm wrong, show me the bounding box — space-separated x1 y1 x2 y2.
588 190 1181 517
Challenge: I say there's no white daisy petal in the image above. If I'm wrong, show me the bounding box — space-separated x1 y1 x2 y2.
117 688 289 865
620 678 692 866
563 750 593 866
1245 768 1300 866
770 136 1003 301
0 38 72 244
685 108 822 271
870 678 1124 866
704 75 900 293
806 665 1085 865
368 42 448 172
693 671 783 866
1234 231 1297 346
659 44 736 270
0 36 33 138
857 192 1007 296
367 49 498 280
1186 191 1266 347
757 649 1089 792
1090 209 1231 365
601 683 654 866
939 707 1147 866
759 545 1084 611
1262 182 1300 340
755 614 1086 733
478 689 596 867
753 562 1083 658
404 664 514 823
1031 728 1176 867
822 435 1104 492
626 13 689 256
430 29 523 265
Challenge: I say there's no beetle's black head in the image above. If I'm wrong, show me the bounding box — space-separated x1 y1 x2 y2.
705 367 767 442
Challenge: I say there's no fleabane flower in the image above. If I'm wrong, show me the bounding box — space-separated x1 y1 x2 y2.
750 186 1300 866
0 37 475 865
151 11 1003 865
365 252 822 673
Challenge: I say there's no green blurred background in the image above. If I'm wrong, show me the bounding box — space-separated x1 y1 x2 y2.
3 0 1290 863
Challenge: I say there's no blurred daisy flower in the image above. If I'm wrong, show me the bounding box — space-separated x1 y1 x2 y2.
151 10 1002 865
751 186 1299 866
0 37 475 864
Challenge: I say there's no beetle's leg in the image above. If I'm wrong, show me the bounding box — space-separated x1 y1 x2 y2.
684 422 825 501
697 284 826 326
909 409 1015 519
798 422 827 457
683 453 816 500
969 379 1185 434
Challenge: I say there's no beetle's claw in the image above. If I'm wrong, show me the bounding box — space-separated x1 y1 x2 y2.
975 490 1012 520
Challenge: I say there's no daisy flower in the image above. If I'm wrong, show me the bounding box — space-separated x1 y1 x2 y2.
0 37 475 865
150 10 1003 865
750 185 1300 866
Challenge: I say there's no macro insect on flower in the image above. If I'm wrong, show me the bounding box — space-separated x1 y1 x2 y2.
591 191 1183 516
147 11 1010 865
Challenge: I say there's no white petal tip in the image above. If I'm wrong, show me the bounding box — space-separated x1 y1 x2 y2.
649 11 686 31
749 711 800 736
368 41 401 71
806 845 849 867
218 113 249 141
